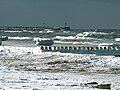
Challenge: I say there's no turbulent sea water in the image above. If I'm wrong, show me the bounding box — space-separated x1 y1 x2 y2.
0 28 120 90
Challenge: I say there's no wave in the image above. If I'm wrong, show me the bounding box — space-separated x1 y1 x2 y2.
97 43 113 46
23 30 39 33
75 31 112 38
54 36 102 41
33 37 53 41
54 36 94 40
3 29 54 34
0 45 120 90
0 46 42 58
75 32 93 37
39 29 54 33
93 32 113 35
33 37 42 41
54 41 73 44
54 41 93 45
0 46 120 68
54 31 109 41
115 38 120 41
54 36 75 40
8 37 32 40
4 30 22 33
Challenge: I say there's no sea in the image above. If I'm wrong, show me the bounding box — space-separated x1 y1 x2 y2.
0 27 120 90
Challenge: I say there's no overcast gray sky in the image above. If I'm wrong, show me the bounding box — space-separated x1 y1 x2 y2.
0 0 120 28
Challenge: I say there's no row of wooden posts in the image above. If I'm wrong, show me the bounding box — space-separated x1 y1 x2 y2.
40 46 120 51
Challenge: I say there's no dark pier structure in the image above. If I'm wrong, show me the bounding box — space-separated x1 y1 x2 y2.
39 45 120 56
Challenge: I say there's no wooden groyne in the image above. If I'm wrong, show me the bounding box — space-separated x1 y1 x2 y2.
39 45 120 55
40 46 120 51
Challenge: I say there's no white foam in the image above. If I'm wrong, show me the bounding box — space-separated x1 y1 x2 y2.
8 37 32 40
4 30 22 33
75 32 92 37
0 46 42 59
0 46 120 90
75 31 111 39
98 43 113 46
54 36 75 40
33 38 53 42
54 41 73 44
0 46 120 68
75 36 93 40
38 29 54 34
93 32 111 35
115 38 120 41
44 29 54 33
54 35 101 41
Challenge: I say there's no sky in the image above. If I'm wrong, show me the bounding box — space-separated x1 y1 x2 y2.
0 0 120 29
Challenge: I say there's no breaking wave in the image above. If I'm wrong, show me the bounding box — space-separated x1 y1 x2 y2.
0 46 120 73
8 37 32 40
